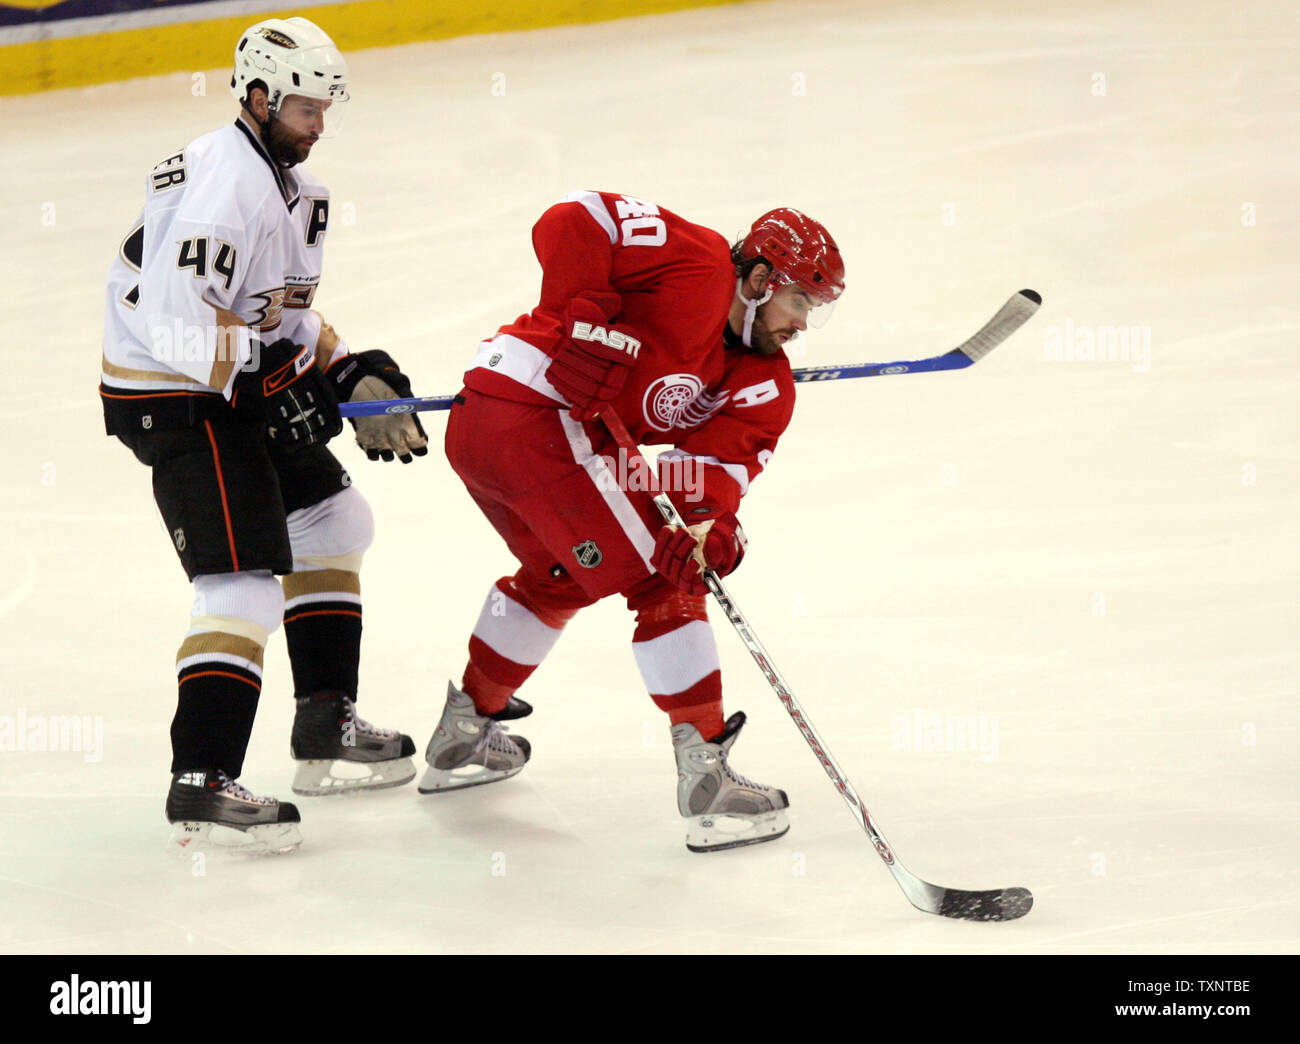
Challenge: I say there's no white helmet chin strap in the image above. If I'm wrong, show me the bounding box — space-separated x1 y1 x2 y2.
735 278 774 347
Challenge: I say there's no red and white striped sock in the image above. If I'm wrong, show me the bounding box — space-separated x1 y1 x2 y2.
462 572 589 715
630 588 725 740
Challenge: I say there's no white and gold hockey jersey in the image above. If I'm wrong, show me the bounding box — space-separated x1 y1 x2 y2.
101 116 333 434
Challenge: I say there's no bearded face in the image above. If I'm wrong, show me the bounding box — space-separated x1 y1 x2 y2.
747 284 817 356
250 93 329 167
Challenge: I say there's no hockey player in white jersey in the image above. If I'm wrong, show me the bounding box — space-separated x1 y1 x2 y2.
102 17 428 854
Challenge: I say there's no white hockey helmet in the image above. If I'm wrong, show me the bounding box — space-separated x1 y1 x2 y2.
230 17 349 132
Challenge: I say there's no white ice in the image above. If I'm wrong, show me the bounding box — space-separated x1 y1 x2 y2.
1 0 1296 954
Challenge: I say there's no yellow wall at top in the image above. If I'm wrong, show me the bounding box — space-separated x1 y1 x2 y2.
3 0 745 95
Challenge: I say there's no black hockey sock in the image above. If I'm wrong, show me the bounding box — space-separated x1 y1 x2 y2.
282 568 362 700
171 662 261 777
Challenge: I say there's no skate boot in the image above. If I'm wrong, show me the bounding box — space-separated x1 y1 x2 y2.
290 691 417 795
672 711 790 852
417 681 530 793
166 770 302 855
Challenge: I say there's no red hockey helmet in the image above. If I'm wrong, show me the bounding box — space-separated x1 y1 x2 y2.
739 208 845 305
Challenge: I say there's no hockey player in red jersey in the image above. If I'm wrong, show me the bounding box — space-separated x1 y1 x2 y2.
421 192 844 851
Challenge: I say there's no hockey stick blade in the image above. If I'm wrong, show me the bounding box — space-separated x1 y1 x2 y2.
882 835 1034 922
959 288 1041 364
936 886 1034 922
869 821 1034 922
339 289 1042 419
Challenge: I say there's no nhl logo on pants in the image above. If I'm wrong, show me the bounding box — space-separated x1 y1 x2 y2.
571 539 602 569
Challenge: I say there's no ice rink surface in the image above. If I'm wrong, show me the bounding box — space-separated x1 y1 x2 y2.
1 0 1296 954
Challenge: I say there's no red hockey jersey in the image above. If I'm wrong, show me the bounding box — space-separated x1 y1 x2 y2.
462 190 796 515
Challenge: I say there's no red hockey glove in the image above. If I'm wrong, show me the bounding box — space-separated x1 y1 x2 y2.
546 291 638 421
651 514 747 595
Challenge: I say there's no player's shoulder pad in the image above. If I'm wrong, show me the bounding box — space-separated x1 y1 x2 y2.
172 125 278 229
547 190 623 245
293 166 330 200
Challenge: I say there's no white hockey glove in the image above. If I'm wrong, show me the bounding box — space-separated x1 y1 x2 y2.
340 366 429 463
320 328 428 463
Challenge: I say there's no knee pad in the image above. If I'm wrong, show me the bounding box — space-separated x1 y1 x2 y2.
625 574 708 624
191 570 285 639
286 486 375 570
508 568 595 627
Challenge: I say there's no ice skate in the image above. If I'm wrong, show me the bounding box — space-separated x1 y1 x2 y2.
417 681 530 793
290 692 416 795
672 711 789 852
166 770 302 855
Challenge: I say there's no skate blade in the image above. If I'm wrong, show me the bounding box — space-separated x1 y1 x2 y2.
166 820 303 856
684 809 790 853
416 763 524 794
291 757 416 796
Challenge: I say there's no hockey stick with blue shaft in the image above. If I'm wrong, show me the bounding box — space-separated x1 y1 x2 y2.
338 289 1042 419
599 406 1033 922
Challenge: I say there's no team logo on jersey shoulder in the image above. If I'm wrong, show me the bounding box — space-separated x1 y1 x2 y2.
571 540 602 569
